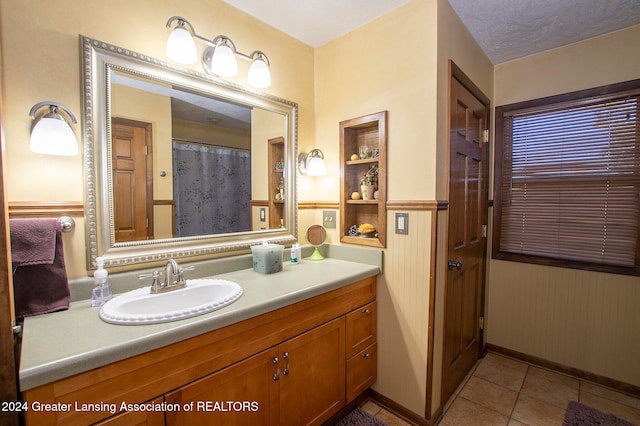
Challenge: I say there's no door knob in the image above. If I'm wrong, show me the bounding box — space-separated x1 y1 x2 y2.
448 260 462 270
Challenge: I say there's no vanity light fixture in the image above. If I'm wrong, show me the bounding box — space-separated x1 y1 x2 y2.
166 16 272 88
298 149 327 176
29 102 78 156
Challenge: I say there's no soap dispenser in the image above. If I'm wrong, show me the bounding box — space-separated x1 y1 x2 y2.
91 257 112 307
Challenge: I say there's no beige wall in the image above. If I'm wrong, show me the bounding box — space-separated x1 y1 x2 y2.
315 0 438 416
430 0 495 416
314 0 493 417
488 24 640 387
0 0 315 278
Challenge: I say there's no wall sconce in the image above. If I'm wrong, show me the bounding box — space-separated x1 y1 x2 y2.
166 16 272 88
29 102 78 156
298 149 327 176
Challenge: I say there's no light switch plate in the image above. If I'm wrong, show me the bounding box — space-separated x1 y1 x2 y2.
395 212 409 235
323 210 337 229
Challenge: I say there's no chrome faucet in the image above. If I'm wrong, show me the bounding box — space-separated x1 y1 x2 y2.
164 259 182 287
139 258 193 294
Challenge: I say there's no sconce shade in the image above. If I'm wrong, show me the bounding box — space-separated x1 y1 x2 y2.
29 102 78 156
248 55 271 88
166 26 198 64
299 149 326 176
211 42 238 77
306 156 327 176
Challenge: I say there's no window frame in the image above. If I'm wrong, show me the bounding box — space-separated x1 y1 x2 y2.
492 79 640 276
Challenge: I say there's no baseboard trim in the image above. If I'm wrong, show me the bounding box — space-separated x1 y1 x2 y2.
322 390 371 425
368 389 430 426
487 344 640 397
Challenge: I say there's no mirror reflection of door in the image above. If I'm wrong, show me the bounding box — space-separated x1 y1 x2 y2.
112 117 154 242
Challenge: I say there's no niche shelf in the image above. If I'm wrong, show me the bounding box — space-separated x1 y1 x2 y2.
268 136 285 229
339 111 387 248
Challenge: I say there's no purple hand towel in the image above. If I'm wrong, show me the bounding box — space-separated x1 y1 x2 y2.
10 219 70 318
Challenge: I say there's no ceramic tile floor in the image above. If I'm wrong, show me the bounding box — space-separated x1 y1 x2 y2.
360 399 414 426
439 352 640 426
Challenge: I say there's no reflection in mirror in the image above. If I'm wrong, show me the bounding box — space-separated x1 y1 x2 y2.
82 36 298 268
306 225 327 261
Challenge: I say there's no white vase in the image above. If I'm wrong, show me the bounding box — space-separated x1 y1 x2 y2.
361 185 375 200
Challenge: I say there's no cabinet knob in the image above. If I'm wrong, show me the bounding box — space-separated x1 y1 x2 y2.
283 352 290 375
362 353 370 359
362 309 370 315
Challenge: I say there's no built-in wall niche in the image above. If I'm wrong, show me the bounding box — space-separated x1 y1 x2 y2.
339 111 387 248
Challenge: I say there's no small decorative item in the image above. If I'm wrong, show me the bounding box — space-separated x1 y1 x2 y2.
274 160 283 170
351 191 361 200
357 223 377 238
348 224 359 236
374 190 379 200
373 148 379 158
350 153 359 161
360 164 378 200
359 145 372 159
277 176 284 199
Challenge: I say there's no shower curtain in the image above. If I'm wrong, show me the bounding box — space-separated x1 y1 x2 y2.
173 141 251 237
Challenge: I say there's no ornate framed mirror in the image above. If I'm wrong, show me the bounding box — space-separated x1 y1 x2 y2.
81 36 297 268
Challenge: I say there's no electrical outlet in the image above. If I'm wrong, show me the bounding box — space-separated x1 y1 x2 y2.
395 212 409 235
259 208 266 222
323 210 336 229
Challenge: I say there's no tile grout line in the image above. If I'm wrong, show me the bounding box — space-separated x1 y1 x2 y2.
506 363 529 424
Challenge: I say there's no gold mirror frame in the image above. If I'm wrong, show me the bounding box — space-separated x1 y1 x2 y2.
81 36 298 269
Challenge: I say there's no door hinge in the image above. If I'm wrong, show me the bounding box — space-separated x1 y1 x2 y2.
482 129 489 144
479 317 484 330
482 224 487 238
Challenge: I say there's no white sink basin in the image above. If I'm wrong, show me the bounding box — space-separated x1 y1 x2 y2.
99 278 243 325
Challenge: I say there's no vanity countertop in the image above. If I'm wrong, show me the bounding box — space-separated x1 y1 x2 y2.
19 257 380 391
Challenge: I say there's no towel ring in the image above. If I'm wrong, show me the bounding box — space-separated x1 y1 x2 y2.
57 216 75 233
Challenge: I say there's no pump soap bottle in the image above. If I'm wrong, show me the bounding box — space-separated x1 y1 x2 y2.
91 257 112 307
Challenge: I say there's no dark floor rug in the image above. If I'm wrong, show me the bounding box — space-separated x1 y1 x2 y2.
564 401 636 426
336 408 388 426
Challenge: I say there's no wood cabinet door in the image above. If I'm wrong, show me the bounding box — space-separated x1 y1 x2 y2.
278 317 345 426
345 301 376 358
94 397 165 426
164 348 279 426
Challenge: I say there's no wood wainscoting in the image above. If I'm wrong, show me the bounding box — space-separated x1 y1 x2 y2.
8 201 84 219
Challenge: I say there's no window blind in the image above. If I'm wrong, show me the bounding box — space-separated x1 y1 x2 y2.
498 95 639 267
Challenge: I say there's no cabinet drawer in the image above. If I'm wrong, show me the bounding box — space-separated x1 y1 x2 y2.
346 343 377 403
345 301 376 358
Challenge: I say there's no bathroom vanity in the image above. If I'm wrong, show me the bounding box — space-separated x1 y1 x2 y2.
19 257 379 425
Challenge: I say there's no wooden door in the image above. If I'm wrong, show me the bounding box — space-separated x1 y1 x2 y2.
111 118 153 242
165 348 279 425
442 68 489 404
279 317 345 426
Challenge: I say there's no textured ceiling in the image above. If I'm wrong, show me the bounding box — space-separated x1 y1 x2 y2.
223 0 640 63
448 0 640 63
